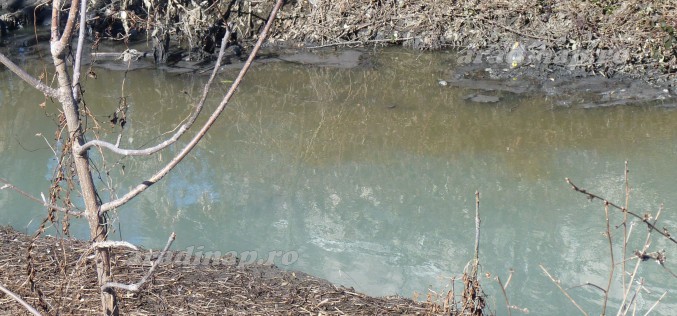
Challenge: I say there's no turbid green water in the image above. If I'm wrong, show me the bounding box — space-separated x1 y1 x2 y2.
1 48 675 314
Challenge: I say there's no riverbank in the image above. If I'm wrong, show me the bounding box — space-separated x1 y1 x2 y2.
0 226 448 315
1 1 675 107
2 1 676 81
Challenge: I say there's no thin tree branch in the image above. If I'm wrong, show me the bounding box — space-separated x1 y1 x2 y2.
496 276 512 316
59 0 80 49
76 26 234 156
565 178 676 244
540 264 589 316
623 278 645 315
71 0 88 101
77 126 188 156
622 161 629 297
0 177 83 216
643 291 667 316
473 190 480 277
0 282 43 316
101 232 175 292
100 0 285 213
618 207 662 316
92 240 138 250
0 53 59 98
602 202 614 315
503 268 514 289
568 282 606 293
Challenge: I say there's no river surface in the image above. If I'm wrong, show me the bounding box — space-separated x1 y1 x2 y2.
1 48 675 314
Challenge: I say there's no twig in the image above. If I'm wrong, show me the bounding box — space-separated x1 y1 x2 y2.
477 17 553 41
92 240 138 250
622 278 645 315
568 282 605 294
0 177 82 216
504 268 514 289
0 53 59 98
565 178 676 244
306 37 415 49
473 190 480 277
602 202 615 315
539 265 588 316
0 283 43 316
71 0 88 103
496 276 512 316
100 0 286 213
76 25 234 157
101 232 175 292
642 291 667 316
622 161 630 296
618 207 661 316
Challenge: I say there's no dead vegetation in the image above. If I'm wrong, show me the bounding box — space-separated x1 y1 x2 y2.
2 0 675 82
0 226 438 315
130 0 677 80
0 191 493 315
542 162 676 315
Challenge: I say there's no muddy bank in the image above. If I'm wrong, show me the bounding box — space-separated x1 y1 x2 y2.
0 226 446 315
1 1 676 108
440 57 677 108
2 28 674 109
2 1 675 81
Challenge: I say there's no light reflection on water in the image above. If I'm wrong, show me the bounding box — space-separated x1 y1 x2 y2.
1 48 675 314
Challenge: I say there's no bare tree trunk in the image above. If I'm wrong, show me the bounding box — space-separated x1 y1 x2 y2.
52 43 118 316
52 42 118 316
49 0 117 313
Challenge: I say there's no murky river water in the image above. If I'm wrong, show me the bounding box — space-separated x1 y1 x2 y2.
1 48 675 314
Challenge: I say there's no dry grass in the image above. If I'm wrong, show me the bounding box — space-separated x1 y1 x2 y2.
0 226 449 315
264 1 676 78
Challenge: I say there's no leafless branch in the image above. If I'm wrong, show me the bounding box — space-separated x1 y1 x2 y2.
622 161 630 296
618 206 662 315
93 240 138 250
71 0 88 102
100 0 286 213
0 282 43 316
622 278 646 315
76 126 188 156
504 268 514 289
565 178 676 244
76 26 234 157
58 0 80 49
496 276 512 316
568 282 606 293
0 53 59 98
73 241 138 271
0 177 82 216
473 190 480 276
602 202 615 315
101 232 175 292
539 264 588 316
643 291 668 316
